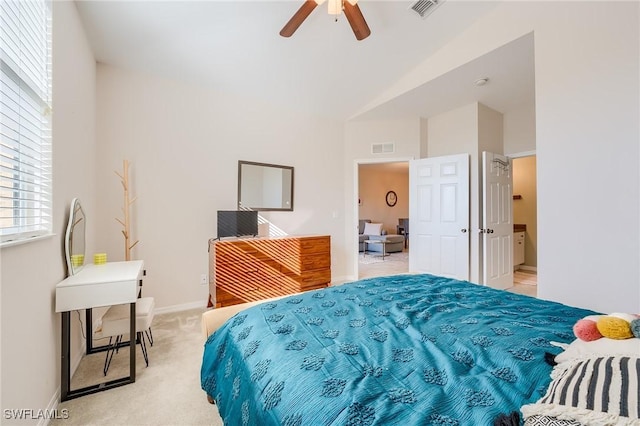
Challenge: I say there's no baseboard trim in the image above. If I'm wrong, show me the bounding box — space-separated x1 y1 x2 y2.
331 275 355 286
517 265 537 272
154 300 207 315
40 388 61 426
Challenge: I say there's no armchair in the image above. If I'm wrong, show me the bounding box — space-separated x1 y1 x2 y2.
358 219 371 252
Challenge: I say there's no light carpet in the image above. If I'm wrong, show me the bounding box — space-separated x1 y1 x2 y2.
358 250 408 265
358 250 409 280
52 308 223 426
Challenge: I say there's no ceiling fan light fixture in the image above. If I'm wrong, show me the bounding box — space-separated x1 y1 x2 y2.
326 0 359 16
328 0 342 16
280 0 370 40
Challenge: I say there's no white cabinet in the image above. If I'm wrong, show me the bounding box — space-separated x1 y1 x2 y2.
513 232 525 267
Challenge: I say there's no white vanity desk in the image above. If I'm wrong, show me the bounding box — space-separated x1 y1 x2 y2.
55 260 144 401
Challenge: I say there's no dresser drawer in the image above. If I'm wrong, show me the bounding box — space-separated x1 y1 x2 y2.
281 253 331 274
300 253 331 270
299 236 330 254
215 241 270 263
295 268 331 289
216 259 280 275
215 285 286 306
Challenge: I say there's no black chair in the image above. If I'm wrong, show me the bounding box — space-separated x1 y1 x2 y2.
397 218 409 248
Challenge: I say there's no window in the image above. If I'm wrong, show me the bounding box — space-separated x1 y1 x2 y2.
0 0 52 244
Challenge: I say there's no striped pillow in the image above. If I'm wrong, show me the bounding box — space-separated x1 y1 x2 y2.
521 356 640 425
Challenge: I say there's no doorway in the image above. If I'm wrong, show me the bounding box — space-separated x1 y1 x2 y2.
352 154 538 293
355 159 411 279
509 154 537 296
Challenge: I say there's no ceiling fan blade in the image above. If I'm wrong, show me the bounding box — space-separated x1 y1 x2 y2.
280 0 319 38
343 1 371 41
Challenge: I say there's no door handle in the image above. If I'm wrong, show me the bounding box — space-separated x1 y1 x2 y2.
461 229 467 233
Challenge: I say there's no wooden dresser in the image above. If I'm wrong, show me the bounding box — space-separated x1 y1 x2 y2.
209 235 331 307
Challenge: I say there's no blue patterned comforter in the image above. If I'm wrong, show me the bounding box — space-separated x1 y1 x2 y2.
201 274 596 425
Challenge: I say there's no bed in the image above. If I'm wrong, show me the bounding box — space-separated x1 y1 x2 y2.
200 274 637 425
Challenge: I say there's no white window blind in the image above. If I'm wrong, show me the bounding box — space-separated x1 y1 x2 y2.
0 0 52 244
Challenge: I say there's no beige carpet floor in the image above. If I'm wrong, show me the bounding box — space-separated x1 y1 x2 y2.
52 308 223 426
358 249 409 279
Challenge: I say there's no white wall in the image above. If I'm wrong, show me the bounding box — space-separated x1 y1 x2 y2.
358 1 640 313
531 2 639 312
504 102 536 155
94 65 348 308
0 1 97 419
478 103 504 156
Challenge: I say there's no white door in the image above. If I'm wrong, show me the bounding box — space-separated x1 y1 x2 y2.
409 154 469 280
482 152 513 289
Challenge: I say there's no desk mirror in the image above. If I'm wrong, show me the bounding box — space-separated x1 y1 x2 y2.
64 198 86 275
238 161 294 211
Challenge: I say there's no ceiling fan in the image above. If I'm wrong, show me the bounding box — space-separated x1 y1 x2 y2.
280 0 371 41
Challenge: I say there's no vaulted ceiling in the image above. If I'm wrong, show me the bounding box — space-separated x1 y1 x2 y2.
74 0 534 121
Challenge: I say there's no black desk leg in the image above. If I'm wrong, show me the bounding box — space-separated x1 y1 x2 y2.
61 311 71 402
130 302 136 382
85 308 93 354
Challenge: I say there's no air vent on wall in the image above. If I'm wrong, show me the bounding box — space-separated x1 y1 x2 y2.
409 0 445 19
371 143 395 154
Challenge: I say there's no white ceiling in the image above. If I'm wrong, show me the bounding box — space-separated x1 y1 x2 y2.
74 0 534 121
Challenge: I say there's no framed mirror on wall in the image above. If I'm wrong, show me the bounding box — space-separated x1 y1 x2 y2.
238 160 294 211
64 198 86 276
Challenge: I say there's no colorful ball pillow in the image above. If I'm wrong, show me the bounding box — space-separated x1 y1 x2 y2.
573 313 639 341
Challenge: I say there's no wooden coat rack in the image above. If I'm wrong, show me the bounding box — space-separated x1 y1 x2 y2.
115 160 139 260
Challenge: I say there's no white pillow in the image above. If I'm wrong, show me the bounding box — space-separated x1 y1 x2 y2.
554 337 640 364
362 222 383 236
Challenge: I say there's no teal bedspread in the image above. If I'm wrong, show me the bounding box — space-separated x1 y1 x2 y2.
201 274 595 425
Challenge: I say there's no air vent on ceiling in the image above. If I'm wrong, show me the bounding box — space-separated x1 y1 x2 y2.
371 143 395 154
409 0 445 19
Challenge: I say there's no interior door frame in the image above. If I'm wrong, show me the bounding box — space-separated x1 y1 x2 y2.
353 156 414 279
